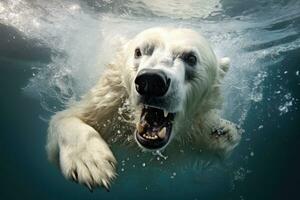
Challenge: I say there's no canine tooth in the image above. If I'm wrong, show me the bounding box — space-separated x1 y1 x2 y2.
136 122 144 133
164 110 168 118
145 105 148 109
158 127 166 139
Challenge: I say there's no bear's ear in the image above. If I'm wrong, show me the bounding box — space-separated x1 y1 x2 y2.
218 57 230 79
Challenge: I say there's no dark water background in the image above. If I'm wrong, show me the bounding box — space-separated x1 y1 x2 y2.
0 0 300 199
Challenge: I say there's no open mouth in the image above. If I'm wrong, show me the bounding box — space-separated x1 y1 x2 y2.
135 105 175 150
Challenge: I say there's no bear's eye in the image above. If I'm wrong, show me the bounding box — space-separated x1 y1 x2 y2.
134 48 142 59
181 53 197 67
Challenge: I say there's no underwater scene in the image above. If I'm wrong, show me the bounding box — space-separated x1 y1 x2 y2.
0 0 300 199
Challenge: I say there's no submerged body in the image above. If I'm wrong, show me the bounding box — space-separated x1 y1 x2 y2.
46 27 241 190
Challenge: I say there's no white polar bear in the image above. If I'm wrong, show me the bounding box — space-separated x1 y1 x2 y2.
46 27 241 191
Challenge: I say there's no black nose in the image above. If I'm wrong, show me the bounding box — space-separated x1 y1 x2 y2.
135 69 170 97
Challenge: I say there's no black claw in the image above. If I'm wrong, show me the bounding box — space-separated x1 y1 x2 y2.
71 171 78 183
101 180 111 192
104 186 110 192
85 183 93 192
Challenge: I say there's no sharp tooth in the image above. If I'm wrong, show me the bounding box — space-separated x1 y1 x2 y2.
158 127 166 139
145 105 148 109
143 134 146 137
136 122 144 133
141 121 148 128
164 110 168 118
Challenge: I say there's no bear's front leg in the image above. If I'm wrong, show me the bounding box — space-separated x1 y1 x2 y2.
51 115 117 191
46 64 125 191
209 119 242 156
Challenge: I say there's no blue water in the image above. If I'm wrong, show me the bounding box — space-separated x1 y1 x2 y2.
0 0 300 199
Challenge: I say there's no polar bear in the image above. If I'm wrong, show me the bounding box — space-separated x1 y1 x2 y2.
46 27 241 191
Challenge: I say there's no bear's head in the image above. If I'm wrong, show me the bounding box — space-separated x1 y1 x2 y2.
119 27 229 151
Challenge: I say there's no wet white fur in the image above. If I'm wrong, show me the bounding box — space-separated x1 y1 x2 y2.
46 27 241 189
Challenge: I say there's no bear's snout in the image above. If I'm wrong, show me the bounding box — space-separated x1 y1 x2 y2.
135 69 170 97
